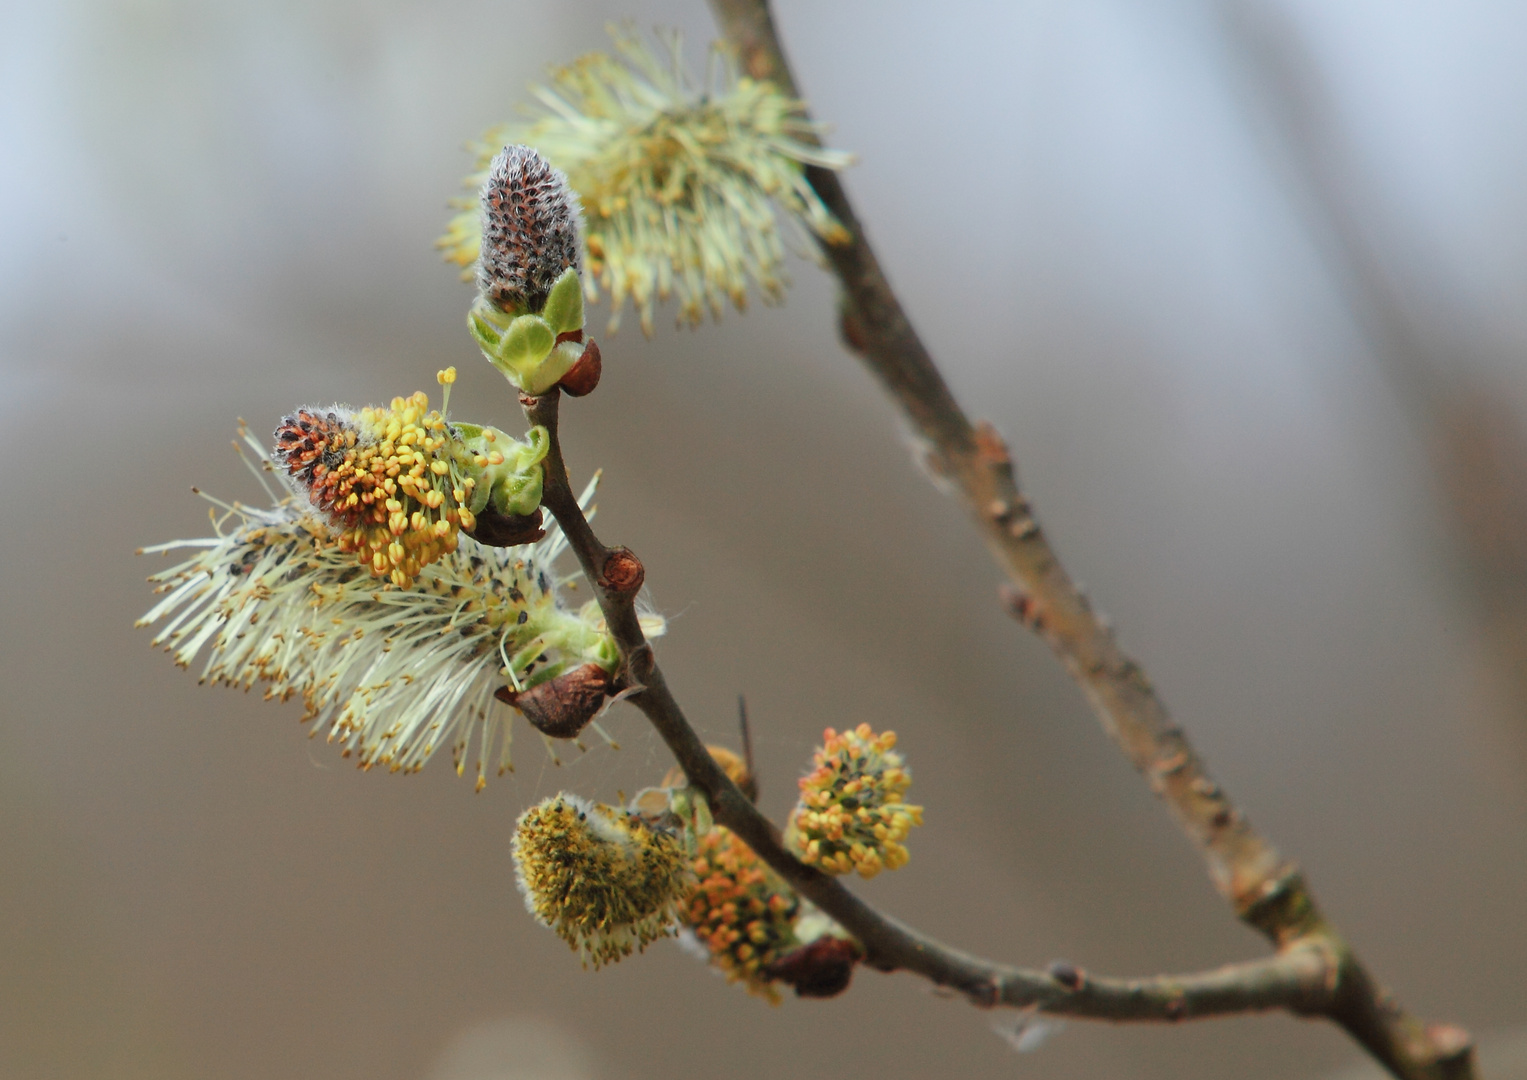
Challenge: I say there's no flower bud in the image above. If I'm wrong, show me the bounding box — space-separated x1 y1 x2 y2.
477 145 582 315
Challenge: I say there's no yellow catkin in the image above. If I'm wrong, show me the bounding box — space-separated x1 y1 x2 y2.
786 724 924 879
514 795 691 968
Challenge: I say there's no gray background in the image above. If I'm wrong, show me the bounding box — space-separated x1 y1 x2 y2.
2 1 1525 1078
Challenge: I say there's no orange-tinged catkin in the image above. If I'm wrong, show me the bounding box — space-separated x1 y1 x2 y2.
683 825 800 1001
786 723 924 879
273 394 478 589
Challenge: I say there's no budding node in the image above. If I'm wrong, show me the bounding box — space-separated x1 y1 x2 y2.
599 547 644 594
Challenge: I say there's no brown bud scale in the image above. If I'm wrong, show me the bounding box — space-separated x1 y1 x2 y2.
599 547 644 594
496 662 611 739
763 937 861 998
558 339 602 397
466 506 546 548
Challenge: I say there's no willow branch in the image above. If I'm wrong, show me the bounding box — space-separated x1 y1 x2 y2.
701 2 1477 1078
524 386 1342 1024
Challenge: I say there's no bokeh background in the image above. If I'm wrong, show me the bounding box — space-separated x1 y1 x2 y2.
3 1 1526 1078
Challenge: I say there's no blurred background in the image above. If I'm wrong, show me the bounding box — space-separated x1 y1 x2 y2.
3 1 1526 1077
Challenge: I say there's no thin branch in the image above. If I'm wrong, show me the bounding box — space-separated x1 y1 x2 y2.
525 386 1340 1025
700 2 1477 1078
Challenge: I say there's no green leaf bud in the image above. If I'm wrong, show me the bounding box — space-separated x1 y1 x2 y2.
541 266 585 336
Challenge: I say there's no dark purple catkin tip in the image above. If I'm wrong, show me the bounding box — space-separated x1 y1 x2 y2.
477 145 582 314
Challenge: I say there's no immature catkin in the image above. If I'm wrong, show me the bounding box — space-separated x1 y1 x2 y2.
478 145 582 314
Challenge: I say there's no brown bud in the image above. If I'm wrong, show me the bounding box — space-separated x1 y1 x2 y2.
465 506 546 548
1426 1024 1474 1060
763 937 861 998
558 339 602 397
973 420 1012 467
838 302 870 354
1046 959 1086 990
495 662 612 739
598 547 644 594
999 584 1045 630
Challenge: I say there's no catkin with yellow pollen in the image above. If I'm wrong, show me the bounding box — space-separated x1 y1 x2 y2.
513 794 692 968
785 723 924 879
137 423 658 786
273 385 547 589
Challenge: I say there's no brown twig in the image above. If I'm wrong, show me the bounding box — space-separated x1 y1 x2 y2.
698 2 1477 1077
527 386 1345 1026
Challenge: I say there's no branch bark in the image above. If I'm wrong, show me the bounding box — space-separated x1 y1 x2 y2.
523 386 1338 1025
699 2 1478 1078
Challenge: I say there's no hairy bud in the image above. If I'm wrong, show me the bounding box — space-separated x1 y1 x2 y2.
477 145 582 314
